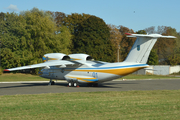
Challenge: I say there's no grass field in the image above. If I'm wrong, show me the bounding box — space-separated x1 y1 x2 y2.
0 74 179 119
0 90 180 119
0 73 48 82
0 73 178 82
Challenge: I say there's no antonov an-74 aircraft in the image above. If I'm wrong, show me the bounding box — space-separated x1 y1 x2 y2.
4 33 176 87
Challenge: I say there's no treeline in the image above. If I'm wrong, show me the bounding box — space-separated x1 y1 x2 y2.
0 7 180 73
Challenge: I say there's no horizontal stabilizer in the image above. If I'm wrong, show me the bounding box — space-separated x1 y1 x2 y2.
125 33 176 38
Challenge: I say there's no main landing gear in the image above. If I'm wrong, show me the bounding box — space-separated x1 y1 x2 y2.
48 79 98 87
48 79 55 85
68 80 79 87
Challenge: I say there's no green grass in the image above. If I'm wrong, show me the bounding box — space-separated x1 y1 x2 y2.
0 73 48 82
0 90 180 119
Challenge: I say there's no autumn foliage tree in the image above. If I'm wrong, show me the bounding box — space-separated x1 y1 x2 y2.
73 16 116 62
153 26 176 65
118 26 136 61
52 13 116 62
108 24 122 62
0 8 71 72
166 27 180 65
63 13 91 35
48 11 66 27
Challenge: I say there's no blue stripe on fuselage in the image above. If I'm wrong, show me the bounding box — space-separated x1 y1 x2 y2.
69 64 148 70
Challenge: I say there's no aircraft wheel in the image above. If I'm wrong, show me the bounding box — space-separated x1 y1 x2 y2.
74 82 79 87
51 81 55 85
68 82 72 87
68 81 74 87
74 82 77 87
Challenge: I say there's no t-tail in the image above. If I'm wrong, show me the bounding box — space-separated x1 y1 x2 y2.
124 33 176 64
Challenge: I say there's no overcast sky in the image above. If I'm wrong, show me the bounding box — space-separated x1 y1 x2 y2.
1 0 180 32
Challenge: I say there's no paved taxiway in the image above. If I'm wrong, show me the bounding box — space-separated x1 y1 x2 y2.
0 79 180 95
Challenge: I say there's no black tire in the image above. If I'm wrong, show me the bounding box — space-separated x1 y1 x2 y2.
74 82 79 87
51 81 55 85
68 82 72 87
74 82 77 87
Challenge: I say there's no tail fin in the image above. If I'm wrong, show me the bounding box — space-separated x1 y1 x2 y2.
124 33 176 63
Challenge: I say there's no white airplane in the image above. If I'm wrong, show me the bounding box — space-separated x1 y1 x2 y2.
4 33 176 87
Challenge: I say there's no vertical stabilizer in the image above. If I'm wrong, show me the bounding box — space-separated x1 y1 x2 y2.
124 33 176 63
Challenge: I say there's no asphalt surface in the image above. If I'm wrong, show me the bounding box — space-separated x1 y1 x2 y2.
0 79 180 95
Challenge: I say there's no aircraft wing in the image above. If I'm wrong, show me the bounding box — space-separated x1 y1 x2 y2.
3 60 76 72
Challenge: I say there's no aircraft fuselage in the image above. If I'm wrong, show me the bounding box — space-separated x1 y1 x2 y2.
39 62 148 83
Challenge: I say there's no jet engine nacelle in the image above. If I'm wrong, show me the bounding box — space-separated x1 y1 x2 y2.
42 53 70 62
69 53 94 61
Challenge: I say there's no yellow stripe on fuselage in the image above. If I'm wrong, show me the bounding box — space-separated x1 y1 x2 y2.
78 79 96 83
67 76 97 83
66 66 147 76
